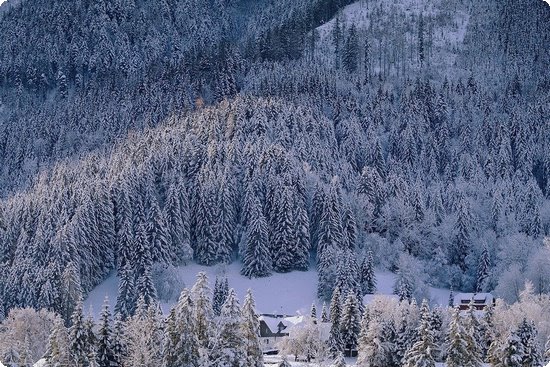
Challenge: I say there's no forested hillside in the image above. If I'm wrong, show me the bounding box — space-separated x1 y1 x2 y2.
0 0 549 334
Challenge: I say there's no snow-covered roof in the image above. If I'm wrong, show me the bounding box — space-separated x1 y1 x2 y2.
453 292 494 305
259 314 306 334
33 359 46 367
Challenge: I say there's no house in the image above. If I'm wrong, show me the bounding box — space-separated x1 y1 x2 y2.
453 292 495 311
258 314 295 353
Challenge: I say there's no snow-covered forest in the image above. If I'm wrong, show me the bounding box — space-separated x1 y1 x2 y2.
0 0 549 365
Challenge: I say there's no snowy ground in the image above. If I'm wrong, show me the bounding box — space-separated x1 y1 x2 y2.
84 262 451 318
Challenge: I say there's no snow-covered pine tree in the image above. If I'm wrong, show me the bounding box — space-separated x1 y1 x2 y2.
360 251 376 295
210 288 246 367
340 292 361 357
271 185 297 273
321 302 329 322
68 299 90 366
445 307 469 367
191 272 214 351
476 246 490 292
329 286 344 357
293 199 310 271
311 303 317 320
174 289 200 367
97 298 116 367
111 315 125 367
464 301 482 367
402 300 437 367
136 260 158 309
241 289 263 367
330 351 347 367
45 318 70 367
516 318 543 367
241 197 272 278
394 268 413 302
212 276 230 316
115 262 135 320
356 315 394 367
395 306 418 366
164 179 193 265
501 329 524 367
544 334 550 363
342 205 357 251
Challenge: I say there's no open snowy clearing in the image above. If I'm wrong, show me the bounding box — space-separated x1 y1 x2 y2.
85 262 451 317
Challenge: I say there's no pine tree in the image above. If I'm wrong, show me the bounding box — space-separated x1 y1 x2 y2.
241 290 263 367
544 334 550 363
191 272 214 350
97 298 116 367
68 299 91 366
45 318 71 367
446 308 469 367
516 318 543 367
501 330 524 367
343 24 359 73
330 351 347 367
211 289 246 367
402 300 437 367
174 289 200 367
271 186 296 273
361 251 376 295
357 316 395 367
213 276 230 317
241 197 272 278
293 200 310 271
329 287 344 357
115 262 135 320
340 292 361 357
464 301 483 367
111 316 125 367
321 302 329 322
476 246 490 292
310 303 317 320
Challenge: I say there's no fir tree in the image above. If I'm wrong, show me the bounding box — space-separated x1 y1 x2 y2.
212 276 230 317
343 24 359 73
210 289 246 367
321 302 329 323
45 318 70 367
97 298 116 367
340 292 361 357
191 272 214 350
464 301 483 367
241 290 263 367
329 286 344 357
446 308 469 367
361 251 376 295
241 198 272 278
115 262 135 320
174 289 200 367
516 318 543 367
402 300 437 367
331 351 347 367
310 303 317 320
68 299 91 366
476 246 490 292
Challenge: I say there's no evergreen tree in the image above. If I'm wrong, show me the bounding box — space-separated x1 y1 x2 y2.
343 24 359 73
115 262 135 320
321 302 329 323
516 318 543 367
210 289 246 367
68 299 91 366
310 303 317 320
191 272 214 350
331 351 347 367
446 308 469 367
329 287 344 357
357 316 396 367
476 246 490 292
97 298 116 367
464 301 483 367
501 330 524 367
174 289 200 367
212 276 230 317
241 198 272 278
361 251 376 295
340 292 361 357
45 318 71 367
271 186 296 273
241 290 263 367
402 300 437 367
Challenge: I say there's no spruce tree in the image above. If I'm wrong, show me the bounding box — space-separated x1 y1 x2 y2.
191 272 214 350
321 302 329 323
68 299 90 366
402 300 437 367
464 301 483 367
271 186 296 273
331 351 347 367
516 318 543 367
361 251 376 295
241 290 263 367
115 262 135 320
174 289 200 367
446 308 469 367
310 303 317 320
45 318 70 367
476 246 490 292
343 24 359 73
241 198 272 278
329 286 344 357
97 298 116 367
211 289 246 367
340 292 361 357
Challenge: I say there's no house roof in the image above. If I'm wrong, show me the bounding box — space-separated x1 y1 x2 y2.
259 314 306 334
453 292 494 305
